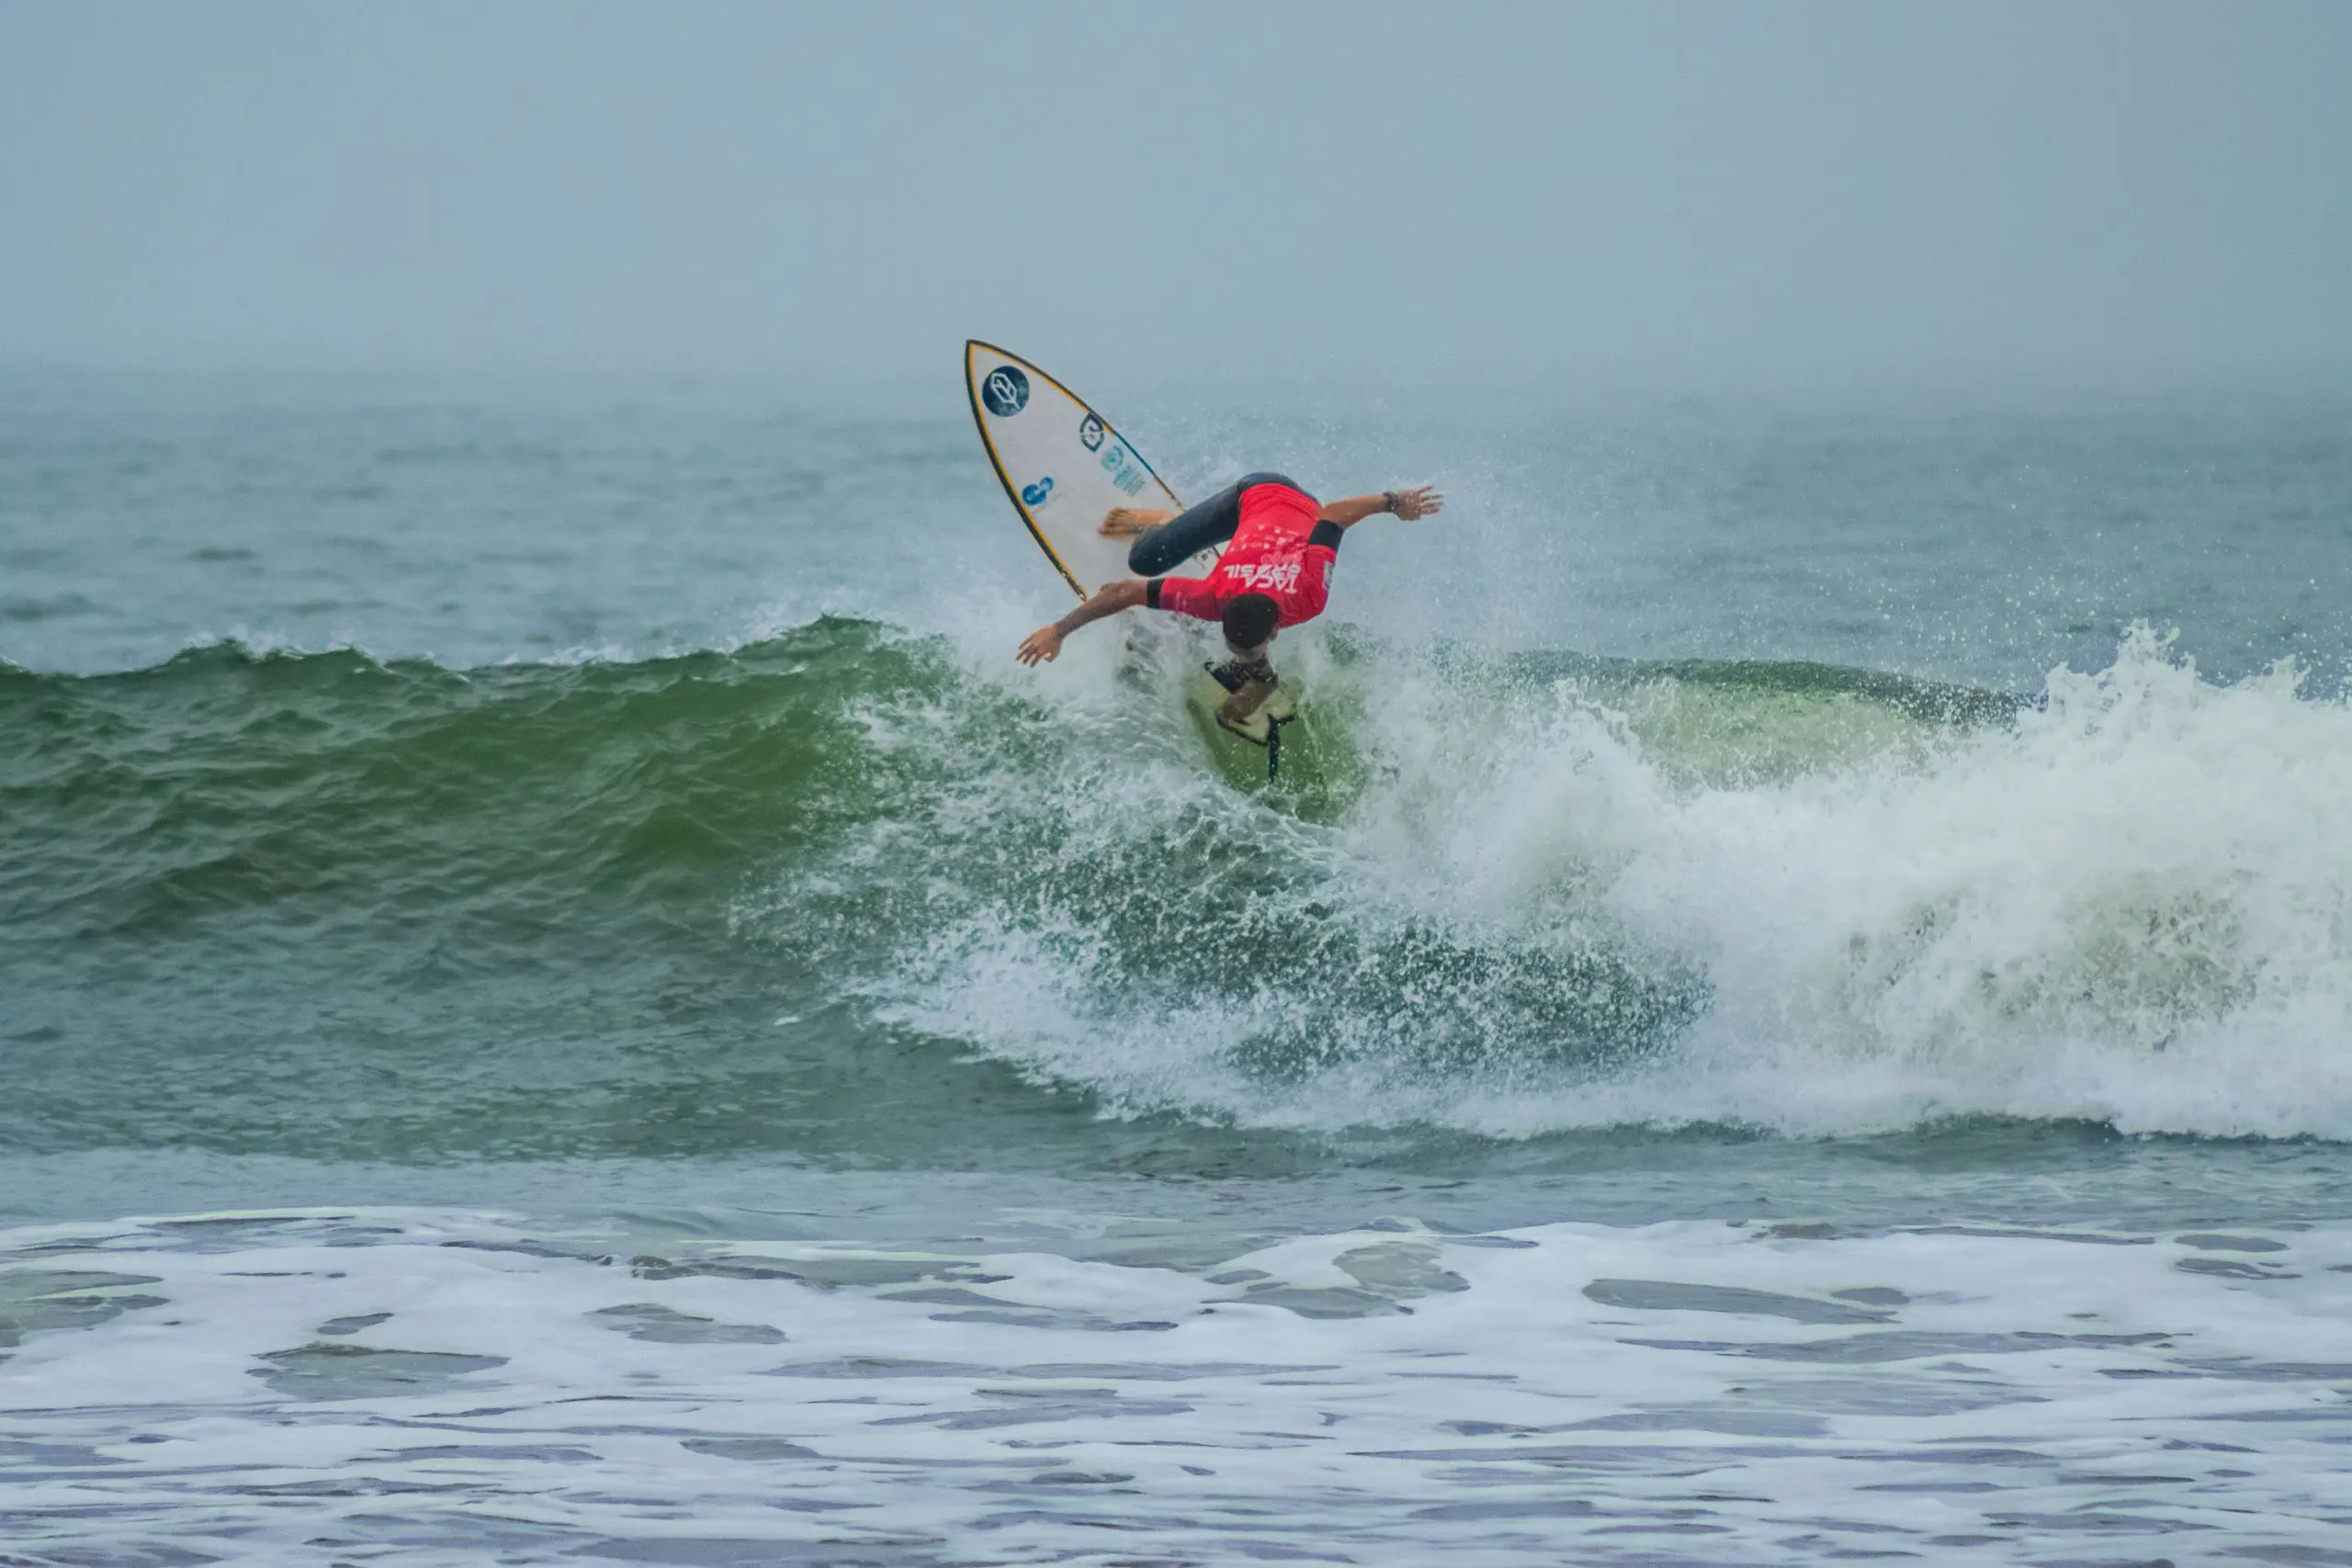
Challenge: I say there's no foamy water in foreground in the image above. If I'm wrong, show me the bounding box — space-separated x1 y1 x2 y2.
6 1209 2349 1564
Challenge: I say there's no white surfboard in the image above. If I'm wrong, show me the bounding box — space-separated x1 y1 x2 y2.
964 341 1217 597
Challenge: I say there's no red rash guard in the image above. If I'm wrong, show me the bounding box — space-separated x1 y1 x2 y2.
1148 481 1340 628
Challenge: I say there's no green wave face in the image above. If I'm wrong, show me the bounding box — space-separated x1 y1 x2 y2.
13 618 2338 1158
2 623 964 1161
0 623 1758 1161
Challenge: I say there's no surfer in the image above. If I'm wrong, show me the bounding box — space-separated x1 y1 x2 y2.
1013 473 1443 726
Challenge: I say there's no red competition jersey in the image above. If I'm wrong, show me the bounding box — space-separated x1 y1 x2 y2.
1151 482 1337 628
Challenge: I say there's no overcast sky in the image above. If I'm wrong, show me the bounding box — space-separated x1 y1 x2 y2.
3 1 2346 389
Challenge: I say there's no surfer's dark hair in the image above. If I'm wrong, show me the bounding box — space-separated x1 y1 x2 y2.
1223 593 1279 649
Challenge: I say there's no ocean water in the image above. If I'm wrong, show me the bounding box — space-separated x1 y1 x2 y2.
4 367 2351 1563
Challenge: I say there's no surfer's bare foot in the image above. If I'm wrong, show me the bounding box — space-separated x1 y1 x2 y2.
1100 507 1170 538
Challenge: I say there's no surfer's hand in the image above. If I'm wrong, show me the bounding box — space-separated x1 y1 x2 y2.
1016 626 1063 666
1388 485 1444 521
1018 581 1142 665
1219 680 1272 725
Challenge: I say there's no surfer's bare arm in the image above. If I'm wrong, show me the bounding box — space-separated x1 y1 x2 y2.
1016 579 1148 665
1318 485 1444 528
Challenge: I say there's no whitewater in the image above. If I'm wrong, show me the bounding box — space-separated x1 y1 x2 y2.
4 369 2351 1562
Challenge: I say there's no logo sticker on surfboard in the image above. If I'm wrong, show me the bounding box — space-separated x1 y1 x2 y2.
980 366 1030 418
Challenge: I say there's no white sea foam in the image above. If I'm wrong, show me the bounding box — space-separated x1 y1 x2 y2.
880 626 2352 1141
4 1208 2346 1563
1599 629 2352 1138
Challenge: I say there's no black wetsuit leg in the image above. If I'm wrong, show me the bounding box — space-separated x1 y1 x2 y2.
1125 472 1298 577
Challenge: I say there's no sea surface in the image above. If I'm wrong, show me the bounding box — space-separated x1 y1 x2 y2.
5 367 2352 1564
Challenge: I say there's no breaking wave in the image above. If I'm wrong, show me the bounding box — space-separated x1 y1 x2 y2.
6 619 2350 1152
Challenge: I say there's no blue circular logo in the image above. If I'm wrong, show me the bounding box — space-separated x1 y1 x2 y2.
980 366 1030 418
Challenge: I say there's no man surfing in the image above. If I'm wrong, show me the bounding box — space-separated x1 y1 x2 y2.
1014 472 1444 728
